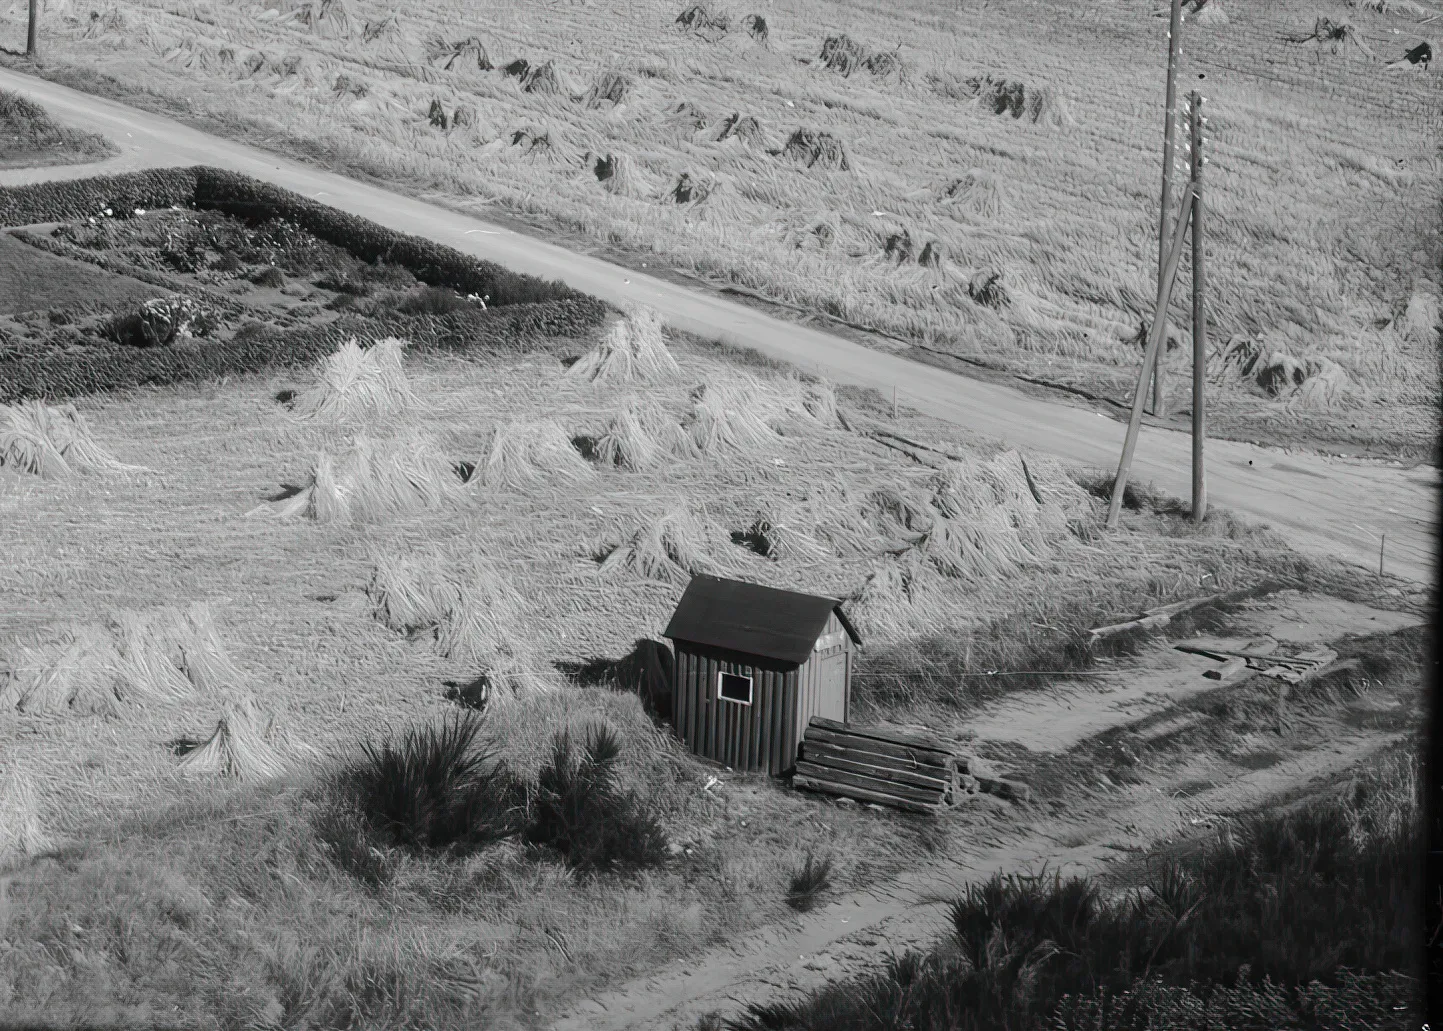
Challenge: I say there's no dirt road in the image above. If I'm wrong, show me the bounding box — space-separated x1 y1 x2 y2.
0 69 1436 584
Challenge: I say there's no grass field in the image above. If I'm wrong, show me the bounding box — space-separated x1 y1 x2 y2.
1 0 1438 456
0 268 1396 1025
0 86 112 168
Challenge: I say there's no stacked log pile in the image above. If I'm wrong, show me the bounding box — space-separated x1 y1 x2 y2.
794 717 966 813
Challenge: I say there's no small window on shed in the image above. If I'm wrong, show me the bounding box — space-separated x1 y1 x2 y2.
718 671 753 705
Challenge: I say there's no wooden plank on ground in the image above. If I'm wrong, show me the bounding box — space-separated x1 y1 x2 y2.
794 761 947 806
792 774 942 814
799 747 953 793
801 737 956 777
803 727 954 772
807 717 954 757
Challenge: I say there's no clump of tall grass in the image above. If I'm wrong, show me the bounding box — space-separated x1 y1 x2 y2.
320 714 666 877
333 712 524 857
524 722 670 875
785 852 834 912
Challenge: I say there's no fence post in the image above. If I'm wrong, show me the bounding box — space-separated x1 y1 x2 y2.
1152 0 1185 418
1190 90 1207 522
27 0 39 57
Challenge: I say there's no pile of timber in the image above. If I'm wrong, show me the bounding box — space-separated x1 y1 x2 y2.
794 717 963 813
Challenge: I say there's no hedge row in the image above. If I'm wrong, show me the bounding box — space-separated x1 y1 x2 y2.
0 299 606 404
0 168 199 228
190 168 583 309
1 166 599 312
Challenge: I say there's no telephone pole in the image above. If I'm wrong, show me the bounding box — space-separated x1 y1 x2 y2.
27 0 39 57
1151 0 1185 418
1189 90 1207 522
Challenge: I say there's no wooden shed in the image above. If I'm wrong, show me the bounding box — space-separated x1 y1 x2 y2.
663 574 862 776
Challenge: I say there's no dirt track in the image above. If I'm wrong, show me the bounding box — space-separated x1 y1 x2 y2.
0 69 1436 585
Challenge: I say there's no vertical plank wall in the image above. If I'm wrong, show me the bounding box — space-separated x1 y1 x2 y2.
671 618 852 776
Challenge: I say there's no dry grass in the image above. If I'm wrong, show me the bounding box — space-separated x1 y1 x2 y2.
0 601 247 721
598 504 737 584
254 426 461 523
176 693 290 782
290 336 418 422
478 418 592 490
0 401 139 478
0 769 55 866
12 0 1435 452
566 306 680 386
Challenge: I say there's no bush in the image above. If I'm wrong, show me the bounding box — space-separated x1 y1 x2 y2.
524 722 669 875
103 296 218 348
251 266 285 289
0 167 198 228
340 712 524 855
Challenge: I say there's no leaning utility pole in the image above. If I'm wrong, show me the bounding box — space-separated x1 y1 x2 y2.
1189 90 1207 522
27 0 39 57
1151 0 1185 418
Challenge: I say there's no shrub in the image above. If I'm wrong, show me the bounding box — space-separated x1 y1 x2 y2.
339 712 524 856
785 852 834 912
524 723 669 874
251 266 285 288
104 296 218 348
0 300 606 404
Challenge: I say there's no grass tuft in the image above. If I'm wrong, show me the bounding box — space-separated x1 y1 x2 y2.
785 852 834 912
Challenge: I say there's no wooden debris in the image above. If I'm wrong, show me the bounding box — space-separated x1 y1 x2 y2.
1088 588 1263 640
795 716 963 811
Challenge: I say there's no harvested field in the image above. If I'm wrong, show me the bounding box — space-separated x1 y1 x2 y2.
0 289 1391 1026
2 0 1435 454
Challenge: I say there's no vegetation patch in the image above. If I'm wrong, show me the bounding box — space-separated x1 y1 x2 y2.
720 738 1422 1029
0 88 114 169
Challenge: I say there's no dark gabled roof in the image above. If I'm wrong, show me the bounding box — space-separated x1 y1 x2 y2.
663 574 862 665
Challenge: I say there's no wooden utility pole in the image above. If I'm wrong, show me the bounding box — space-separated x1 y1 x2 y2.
27 0 39 57
1151 0 1185 418
1106 183 1195 530
1189 90 1207 522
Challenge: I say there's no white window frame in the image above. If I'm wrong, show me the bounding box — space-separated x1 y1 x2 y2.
717 670 754 706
